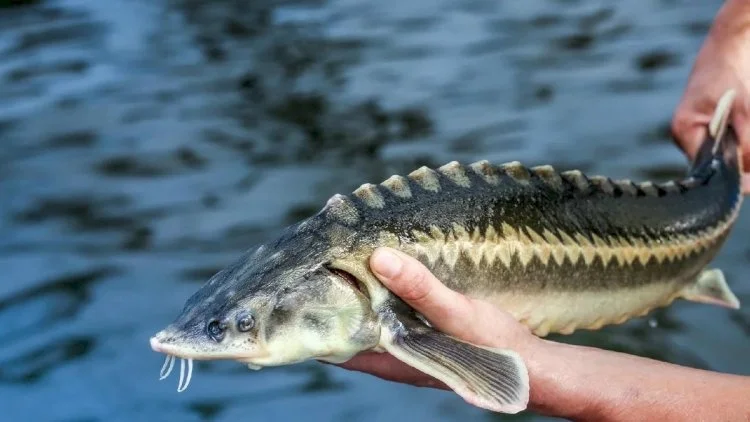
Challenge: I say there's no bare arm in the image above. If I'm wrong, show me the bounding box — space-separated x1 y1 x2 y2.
337 248 750 421
528 334 750 421
672 0 750 193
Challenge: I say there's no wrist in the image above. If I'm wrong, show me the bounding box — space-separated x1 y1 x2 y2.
523 339 608 420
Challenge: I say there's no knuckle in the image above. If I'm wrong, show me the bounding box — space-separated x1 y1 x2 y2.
671 112 691 140
396 258 432 303
670 116 683 138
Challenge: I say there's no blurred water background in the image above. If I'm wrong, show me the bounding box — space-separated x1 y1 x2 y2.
1 0 748 421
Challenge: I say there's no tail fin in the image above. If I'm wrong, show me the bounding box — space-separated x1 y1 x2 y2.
689 89 742 179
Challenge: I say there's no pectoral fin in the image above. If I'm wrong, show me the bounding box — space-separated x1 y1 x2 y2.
380 325 529 414
681 269 740 309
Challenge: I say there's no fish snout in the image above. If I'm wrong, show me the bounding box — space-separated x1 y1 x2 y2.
150 336 165 353
150 328 179 354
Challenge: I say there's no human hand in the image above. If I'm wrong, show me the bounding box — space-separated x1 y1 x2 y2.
671 0 750 193
335 247 540 390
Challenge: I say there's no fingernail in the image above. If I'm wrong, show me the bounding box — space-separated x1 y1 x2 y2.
371 248 402 280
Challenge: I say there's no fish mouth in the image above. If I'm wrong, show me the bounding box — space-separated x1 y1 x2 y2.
150 334 270 392
149 335 201 359
149 335 201 393
149 334 270 361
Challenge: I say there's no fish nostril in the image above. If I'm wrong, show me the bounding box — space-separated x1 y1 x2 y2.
153 331 177 344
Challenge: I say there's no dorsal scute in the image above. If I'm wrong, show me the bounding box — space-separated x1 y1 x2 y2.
469 160 500 185
381 175 412 198
356 159 690 216
323 193 360 224
561 170 591 192
588 175 615 195
353 183 386 209
636 181 661 197
437 161 471 188
499 161 531 183
658 180 682 194
615 179 639 196
530 165 563 190
408 166 441 192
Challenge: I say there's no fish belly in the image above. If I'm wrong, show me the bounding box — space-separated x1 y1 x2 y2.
478 281 684 336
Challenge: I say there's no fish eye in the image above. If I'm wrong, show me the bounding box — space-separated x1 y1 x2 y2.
206 319 227 342
237 313 255 332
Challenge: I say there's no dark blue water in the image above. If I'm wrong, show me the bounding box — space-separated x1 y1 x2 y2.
1 0 748 421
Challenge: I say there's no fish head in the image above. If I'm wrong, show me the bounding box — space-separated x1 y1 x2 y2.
150 219 381 369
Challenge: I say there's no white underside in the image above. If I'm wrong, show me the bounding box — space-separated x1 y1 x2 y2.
480 281 685 336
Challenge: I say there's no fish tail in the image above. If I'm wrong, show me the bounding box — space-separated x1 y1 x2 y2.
680 268 740 310
689 89 743 181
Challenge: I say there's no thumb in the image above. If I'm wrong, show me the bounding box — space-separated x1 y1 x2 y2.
671 99 711 163
673 96 750 193
731 110 750 194
369 247 476 337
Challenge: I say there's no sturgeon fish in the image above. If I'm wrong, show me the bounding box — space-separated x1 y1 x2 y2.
150 90 744 414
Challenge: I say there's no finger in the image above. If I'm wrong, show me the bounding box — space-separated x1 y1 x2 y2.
671 101 712 161
369 247 476 337
731 108 750 186
673 95 750 173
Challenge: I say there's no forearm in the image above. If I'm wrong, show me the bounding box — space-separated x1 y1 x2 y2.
525 339 750 421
